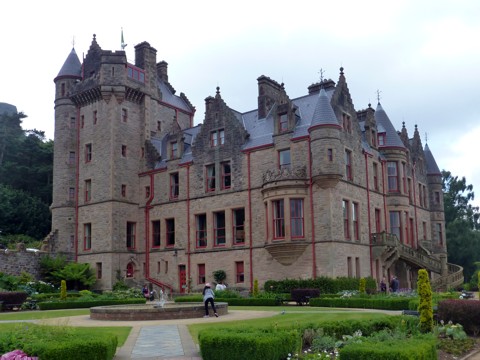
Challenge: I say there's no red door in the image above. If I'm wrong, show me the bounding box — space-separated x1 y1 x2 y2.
179 265 186 293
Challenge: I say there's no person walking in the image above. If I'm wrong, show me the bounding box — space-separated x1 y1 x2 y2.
202 283 218 318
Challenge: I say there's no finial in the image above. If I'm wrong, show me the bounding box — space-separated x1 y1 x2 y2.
93 34 96 40
402 121 405 128
318 68 325 83
216 86 220 95
425 132 428 143
340 66 344 75
376 89 382 104
368 103 371 108
121 28 127 50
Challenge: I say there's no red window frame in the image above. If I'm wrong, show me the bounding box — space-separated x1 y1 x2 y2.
145 186 151 198
198 264 206 284
353 202 359 241
85 179 91 202
235 261 244 283
85 144 92 163
171 141 178 159
84 223 91 250
423 221 427 240
170 173 179 199
69 187 75 201
343 200 350 240
387 161 399 192
375 208 381 233
122 108 128 122
69 151 76 165
290 198 304 238
196 214 207 248
233 208 245 245
373 162 379 190
221 161 231 190
345 150 353 180
214 211 226 247
206 164 215 192
126 222 136 249
272 199 285 239
436 223 443 245
81 115 85 129
327 148 333 162
166 218 175 247
378 133 386 146
152 220 161 248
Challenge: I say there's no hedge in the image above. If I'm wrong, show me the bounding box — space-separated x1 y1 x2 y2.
38 298 145 310
0 324 117 360
198 327 300 360
339 336 437 359
0 292 28 309
437 299 480 335
309 297 411 310
264 277 377 294
175 296 279 306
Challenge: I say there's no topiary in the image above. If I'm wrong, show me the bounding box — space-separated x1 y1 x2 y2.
60 280 67 301
253 279 259 297
417 269 433 333
359 278 366 294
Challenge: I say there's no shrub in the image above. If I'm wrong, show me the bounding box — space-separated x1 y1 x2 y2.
60 280 67 300
437 299 480 336
417 269 433 333
253 279 259 297
0 292 28 309
290 289 320 305
359 278 366 294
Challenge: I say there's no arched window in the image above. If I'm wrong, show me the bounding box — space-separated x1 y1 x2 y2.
126 263 134 278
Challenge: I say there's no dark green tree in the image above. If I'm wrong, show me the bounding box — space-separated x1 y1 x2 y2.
442 170 480 282
52 263 96 291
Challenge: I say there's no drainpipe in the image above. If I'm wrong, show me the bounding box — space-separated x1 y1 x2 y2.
381 159 388 232
186 164 191 290
307 138 316 278
247 152 253 291
74 106 80 262
412 163 418 249
364 151 373 277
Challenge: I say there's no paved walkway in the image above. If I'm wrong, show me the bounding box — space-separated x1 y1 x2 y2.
37 310 276 359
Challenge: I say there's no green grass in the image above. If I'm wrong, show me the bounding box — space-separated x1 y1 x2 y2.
0 309 131 347
0 308 90 320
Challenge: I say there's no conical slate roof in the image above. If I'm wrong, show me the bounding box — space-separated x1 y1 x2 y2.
424 143 441 175
56 48 81 79
374 103 406 149
310 87 339 127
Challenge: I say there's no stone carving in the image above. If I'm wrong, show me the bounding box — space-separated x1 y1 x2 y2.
262 166 307 184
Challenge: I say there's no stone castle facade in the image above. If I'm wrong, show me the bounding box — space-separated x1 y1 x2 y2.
50 35 463 292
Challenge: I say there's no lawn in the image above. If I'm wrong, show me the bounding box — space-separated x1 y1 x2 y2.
0 309 131 347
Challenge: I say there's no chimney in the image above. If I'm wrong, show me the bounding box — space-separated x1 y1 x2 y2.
257 75 284 119
157 61 168 82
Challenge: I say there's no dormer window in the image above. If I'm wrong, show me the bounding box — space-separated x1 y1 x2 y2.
210 129 225 147
171 141 178 159
278 113 288 132
378 133 386 146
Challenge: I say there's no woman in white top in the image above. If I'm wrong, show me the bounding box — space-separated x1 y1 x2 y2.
202 283 218 317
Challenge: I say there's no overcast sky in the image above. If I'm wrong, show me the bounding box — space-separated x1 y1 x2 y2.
2 0 479 204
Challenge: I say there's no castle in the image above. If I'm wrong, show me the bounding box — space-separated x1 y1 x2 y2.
50 34 463 292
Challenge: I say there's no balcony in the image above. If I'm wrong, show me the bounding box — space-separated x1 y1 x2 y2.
265 240 309 265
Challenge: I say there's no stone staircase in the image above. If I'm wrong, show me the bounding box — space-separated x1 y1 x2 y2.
371 232 464 290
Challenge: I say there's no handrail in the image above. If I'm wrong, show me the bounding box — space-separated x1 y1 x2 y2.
371 232 464 290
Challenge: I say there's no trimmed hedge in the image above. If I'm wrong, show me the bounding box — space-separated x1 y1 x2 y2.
198 327 300 360
264 277 377 294
0 324 117 360
38 298 145 310
310 297 411 310
339 337 437 359
291 289 320 304
0 291 28 309
437 299 480 335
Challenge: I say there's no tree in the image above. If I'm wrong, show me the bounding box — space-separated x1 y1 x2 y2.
52 263 96 291
442 170 480 282
417 269 433 333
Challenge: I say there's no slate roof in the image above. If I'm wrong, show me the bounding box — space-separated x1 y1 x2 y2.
157 80 193 113
374 103 406 149
56 48 82 79
424 143 442 175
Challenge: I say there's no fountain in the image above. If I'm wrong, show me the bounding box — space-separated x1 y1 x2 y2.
90 288 228 321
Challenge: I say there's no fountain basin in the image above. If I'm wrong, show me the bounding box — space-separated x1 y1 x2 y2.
90 302 228 321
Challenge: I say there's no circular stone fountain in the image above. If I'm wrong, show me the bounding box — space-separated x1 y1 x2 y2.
90 302 228 321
